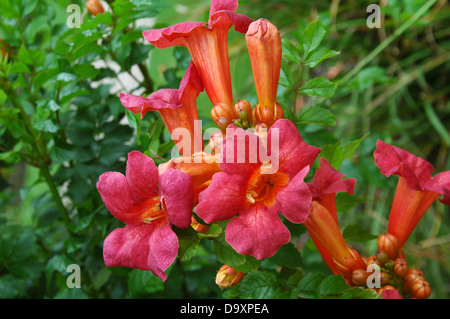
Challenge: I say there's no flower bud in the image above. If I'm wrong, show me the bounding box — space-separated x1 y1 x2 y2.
351 269 369 286
190 216 210 234
211 103 235 130
86 0 104 16
380 272 390 285
411 280 431 299
393 258 409 277
252 103 284 127
246 19 281 116
367 255 382 267
377 233 399 260
234 100 253 124
215 265 246 289
403 269 424 294
376 251 389 265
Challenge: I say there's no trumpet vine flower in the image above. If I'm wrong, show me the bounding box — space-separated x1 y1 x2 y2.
120 63 204 157
195 119 320 259
374 140 450 250
304 158 358 279
245 18 284 127
143 0 253 120
96 151 194 281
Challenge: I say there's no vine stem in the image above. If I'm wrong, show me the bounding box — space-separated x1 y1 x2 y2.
5 84 72 229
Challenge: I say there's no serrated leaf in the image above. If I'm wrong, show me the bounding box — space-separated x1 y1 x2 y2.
282 39 301 63
297 272 326 298
343 224 378 243
298 106 336 127
300 77 337 97
239 270 282 299
317 274 350 296
176 227 200 262
302 19 327 57
213 234 245 268
279 59 294 89
304 48 340 68
320 134 368 169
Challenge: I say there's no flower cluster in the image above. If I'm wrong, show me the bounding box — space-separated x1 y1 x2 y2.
96 0 449 298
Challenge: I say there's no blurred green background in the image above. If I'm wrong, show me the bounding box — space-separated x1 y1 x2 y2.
0 0 449 298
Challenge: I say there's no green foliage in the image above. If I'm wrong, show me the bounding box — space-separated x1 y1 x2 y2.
0 0 448 300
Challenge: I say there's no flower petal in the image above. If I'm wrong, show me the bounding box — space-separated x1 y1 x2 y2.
424 170 450 205
276 166 312 224
309 158 356 198
374 140 435 191
120 89 180 118
142 22 206 49
220 126 264 175
159 169 194 229
103 222 177 282
147 223 179 282
267 119 321 179
225 203 290 259
126 151 159 203
97 171 141 224
381 289 403 299
195 172 248 224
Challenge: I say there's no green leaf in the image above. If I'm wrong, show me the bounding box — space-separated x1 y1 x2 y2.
297 272 326 298
343 224 378 243
320 134 368 169
302 19 327 57
239 270 283 299
213 234 245 268
304 48 340 68
266 243 303 268
176 227 201 262
128 269 164 297
279 59 294 89
298 106 336 127
300 76 337 97
282 39 301 63
317 274 350 296
125 109 139 130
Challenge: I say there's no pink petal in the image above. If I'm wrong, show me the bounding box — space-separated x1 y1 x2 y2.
309 158 356 199
267 119 321 179
142 22 206 49
120 90 180 118
381 289 403 299
276 166 312 224
97 171 142 224
374 140 435 191
195 172 248 224
125 151 159 203
425 170 450 205
147 223 179 282
219 126 264 176
225 203 290 259
208 0 253 33
103 222 177 282
159 169 194 229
